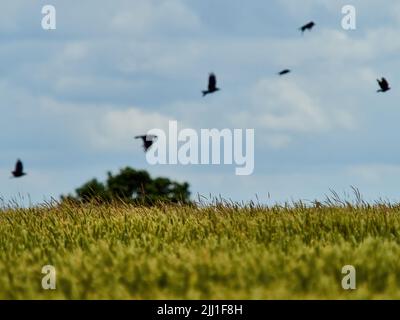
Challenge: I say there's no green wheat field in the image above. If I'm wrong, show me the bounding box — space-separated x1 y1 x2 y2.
1 199 400 300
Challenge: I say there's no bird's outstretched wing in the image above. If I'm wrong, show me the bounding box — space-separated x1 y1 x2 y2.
144 136 158 151
208 73 217 91
279 69 291 75
300 21 315 32
135 135 158 152
381 78 389 89
377 78 389 91
15 160 23 173
135 135 157 141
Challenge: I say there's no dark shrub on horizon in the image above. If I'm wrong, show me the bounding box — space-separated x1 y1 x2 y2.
61 167 191 206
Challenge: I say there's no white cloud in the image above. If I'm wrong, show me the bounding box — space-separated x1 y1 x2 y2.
252 79 328 132
110 0 201 36
261 134 292 149
90 108 172 151
347 164 400 183
225 77 355 145
38 97 174 152
117 40 205 75
277 0 339 17
60 42 89 61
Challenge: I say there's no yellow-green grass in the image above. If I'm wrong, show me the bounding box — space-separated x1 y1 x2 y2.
0 202 400 299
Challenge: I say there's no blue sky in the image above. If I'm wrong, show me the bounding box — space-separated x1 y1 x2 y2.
2 0 400 205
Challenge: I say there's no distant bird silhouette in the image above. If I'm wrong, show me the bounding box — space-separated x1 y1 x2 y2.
202 73 220 97
135 135 158 152
278 69 291 76
299 21 315 33
377 77 391 93
11 159 26 178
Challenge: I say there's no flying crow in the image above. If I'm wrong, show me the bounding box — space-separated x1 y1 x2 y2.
299 21 315 33
11 159 26 178
377 77 391 93
202 73 220 97
278 69 291 76
135 135 158 152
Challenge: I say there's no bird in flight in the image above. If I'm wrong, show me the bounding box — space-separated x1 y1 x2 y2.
11 159 26 178
135 135 158 152
278 69 291 76
299 21 315 33
202 73 220 97
377 78 391 93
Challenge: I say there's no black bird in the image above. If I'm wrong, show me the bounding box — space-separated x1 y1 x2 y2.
202 73 220 97
278 69 291 76
377 77 391 93
11 159 26 178
135 135 158 152
299 21 315 33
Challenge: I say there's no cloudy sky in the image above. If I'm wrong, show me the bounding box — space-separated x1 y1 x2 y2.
1 0 400 205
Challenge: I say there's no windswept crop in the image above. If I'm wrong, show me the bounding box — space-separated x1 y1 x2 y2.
0 201 399 299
